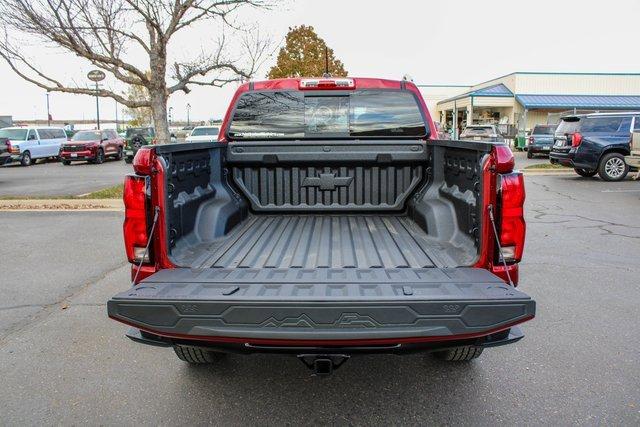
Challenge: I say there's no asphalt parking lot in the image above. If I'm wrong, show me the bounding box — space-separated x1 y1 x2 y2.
1 173 638 424
0 159 131 197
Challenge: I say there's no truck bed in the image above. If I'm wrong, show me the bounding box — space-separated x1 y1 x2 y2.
172 214 472 270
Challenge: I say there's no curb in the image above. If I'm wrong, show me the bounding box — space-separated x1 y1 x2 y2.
0 198 124 211
521 169 574 176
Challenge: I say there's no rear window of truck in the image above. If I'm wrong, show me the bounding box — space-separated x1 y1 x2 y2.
227 90 427 140
532 125 557 135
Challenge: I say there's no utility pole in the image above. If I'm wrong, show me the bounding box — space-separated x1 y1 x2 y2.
168 106 173 127
95 81 101 129
46 91 51 126
87 70 105 129
186 103 191 127
115 100 119 132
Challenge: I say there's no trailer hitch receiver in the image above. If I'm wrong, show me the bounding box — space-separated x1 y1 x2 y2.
298 354 350 376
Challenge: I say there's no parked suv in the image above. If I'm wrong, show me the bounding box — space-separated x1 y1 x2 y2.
59 129 124 165
460 125 504 142
550 112 639 181
124 127 155 163
526 124 557 158
0 126 67 166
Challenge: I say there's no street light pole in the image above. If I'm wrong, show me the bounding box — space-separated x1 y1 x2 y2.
95 81 101 129
46 91 51 126
115 100 119 132
186 103 191 127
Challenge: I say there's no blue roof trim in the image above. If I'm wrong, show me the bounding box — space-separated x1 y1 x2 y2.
516 94 640 109
437 83 513 104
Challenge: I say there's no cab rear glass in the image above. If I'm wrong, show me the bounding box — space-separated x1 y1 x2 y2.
227 90 427 140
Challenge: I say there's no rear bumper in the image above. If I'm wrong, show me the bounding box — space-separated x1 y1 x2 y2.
624 154 640 169
107 267 535 346
124 325 527 354
528 144 552 154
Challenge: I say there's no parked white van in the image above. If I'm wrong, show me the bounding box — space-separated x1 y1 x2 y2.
0 127 67 166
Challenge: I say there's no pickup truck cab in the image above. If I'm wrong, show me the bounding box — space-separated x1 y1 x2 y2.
526 124 557 158
0 126 67 166
108 77 534 375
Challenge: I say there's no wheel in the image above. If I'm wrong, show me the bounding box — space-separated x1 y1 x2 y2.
598 152 628 181
20 151 32 166
132 136 144 150
574 168 597 177
433 346 484 361
124 156 133 164
62 160 71 166
115 147 123 160
527 150 533 159
173 345 224 364
94 149 104 164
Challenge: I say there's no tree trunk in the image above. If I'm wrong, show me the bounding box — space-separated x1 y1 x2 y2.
150 89 170 144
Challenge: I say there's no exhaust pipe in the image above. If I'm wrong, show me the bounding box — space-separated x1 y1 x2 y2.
298 354 350 376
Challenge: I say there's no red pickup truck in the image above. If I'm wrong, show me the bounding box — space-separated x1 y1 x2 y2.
108 77 534 375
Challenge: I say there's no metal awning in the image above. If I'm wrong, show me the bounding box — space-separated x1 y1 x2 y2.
515 94 640 110
437 83 513 105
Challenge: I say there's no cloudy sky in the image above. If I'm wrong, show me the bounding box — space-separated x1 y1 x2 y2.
1 0 639 123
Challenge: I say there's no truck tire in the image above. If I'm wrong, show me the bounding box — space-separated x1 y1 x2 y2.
598 152 629 181
433 346 483 361
527 150 533 159
173 345 224 364
20 151 32 166
575 168 597 177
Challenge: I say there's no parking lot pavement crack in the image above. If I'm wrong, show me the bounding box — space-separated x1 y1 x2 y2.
0 261 128 344
528 180 586 202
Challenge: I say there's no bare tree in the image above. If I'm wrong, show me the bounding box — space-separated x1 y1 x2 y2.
0 0 272 143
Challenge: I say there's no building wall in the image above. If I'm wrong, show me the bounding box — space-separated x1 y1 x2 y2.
514 73 640 95
418 85 470 119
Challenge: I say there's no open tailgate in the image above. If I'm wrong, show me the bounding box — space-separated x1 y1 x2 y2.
108 267 535 341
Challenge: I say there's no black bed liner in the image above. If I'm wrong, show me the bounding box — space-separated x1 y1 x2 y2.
177 214 470 269
107 268 535 341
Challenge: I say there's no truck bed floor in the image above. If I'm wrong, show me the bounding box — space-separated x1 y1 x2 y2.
178 215 468 269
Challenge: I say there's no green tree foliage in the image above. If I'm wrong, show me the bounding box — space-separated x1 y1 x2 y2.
267 25 347 79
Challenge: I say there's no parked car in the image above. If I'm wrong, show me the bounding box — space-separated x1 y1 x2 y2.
0 126 66 166
124 127 155 163
108 77 534 375
0 138 11 165
185 126 219 142
124 127 178 163
59 129 124 165
460 125 504 142
526 124 557 158
550 112 640 181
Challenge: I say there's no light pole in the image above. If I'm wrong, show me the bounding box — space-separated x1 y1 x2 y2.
46 91 51 126
115 100 119 132
186 103 191 127
87 70 106 129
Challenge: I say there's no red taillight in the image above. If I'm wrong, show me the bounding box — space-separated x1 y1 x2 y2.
499 172 526 262
571 132 583 147
299 78 355 90
493 144 515 173
123 175 149 264
133 147 155 175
